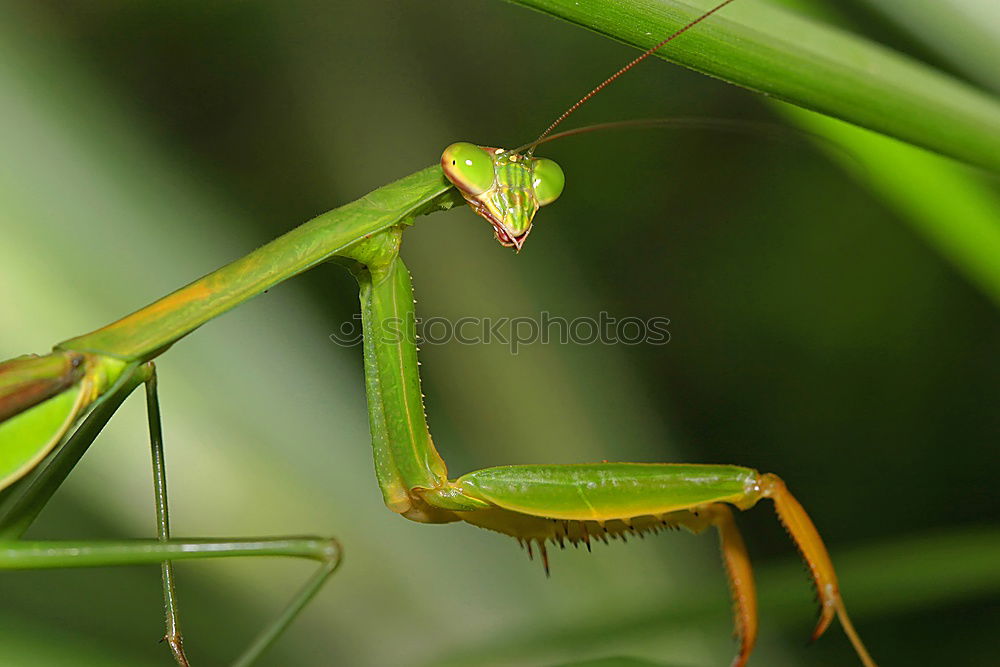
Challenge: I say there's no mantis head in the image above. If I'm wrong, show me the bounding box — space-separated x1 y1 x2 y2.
440 1 740 252
441 142 564 252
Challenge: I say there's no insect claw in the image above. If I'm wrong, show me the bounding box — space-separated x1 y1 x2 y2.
163 634 190 667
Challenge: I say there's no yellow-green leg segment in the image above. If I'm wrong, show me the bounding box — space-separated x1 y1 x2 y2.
435 464 873 667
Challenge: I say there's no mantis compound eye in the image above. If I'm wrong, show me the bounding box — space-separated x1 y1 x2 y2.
441 142 495 196
531 157 564 206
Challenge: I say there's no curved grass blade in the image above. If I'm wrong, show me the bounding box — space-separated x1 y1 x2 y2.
504 0 1000 171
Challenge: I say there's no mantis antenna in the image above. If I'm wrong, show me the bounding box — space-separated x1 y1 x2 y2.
508 117 871 178
529 0 740 153
443 1 743 250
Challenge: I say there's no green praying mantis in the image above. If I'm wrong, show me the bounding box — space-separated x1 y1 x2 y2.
0 1 879 665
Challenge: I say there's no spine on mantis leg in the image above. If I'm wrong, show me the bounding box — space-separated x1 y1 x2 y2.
342 229 459 523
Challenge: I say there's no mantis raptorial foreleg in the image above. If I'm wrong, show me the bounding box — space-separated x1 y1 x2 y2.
343 227 874 667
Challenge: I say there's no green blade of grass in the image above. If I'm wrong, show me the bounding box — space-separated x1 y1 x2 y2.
856 0 1000 94
504 0 1000 172
772 103 1000 307
763 0 1000 307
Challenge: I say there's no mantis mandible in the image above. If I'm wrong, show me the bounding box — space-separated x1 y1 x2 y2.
0 1 876 665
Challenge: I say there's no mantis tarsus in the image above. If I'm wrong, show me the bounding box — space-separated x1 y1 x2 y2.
0 1 877 665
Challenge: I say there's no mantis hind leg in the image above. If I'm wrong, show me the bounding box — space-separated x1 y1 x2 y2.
0 536 341 665
139 362 343 667
0 360 343 667
145 365 188 664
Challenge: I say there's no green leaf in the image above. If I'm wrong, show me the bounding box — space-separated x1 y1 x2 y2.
504 0 1000 171
855 0 1000 94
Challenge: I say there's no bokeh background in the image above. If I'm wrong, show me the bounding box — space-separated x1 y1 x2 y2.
1 1 997 666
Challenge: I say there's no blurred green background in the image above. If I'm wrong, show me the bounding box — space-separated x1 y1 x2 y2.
0 1 997 666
